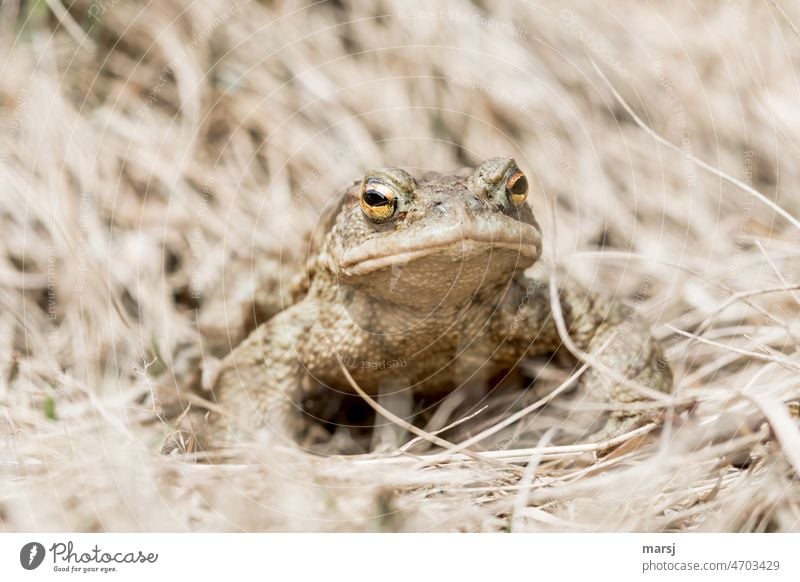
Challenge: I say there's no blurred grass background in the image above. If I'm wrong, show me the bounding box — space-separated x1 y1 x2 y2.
1 0 799 531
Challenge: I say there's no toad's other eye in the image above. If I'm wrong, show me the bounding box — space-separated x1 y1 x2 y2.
505 169 529 205
360 179 397 223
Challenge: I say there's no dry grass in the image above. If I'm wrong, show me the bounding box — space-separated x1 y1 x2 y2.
1 0 800 532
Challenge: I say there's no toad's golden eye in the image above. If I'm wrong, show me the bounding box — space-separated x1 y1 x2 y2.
360 179 397 223
505 169 529 205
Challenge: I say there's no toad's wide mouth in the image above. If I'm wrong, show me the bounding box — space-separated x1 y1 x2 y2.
338 224 541 276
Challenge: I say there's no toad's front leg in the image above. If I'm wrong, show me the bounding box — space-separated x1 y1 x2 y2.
202 302 319 447
502 277 674 439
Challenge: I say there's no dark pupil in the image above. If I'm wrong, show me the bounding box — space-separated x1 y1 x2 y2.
364 189 390 206
509 175 528 195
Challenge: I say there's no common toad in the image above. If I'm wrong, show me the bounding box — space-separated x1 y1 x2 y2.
199 157 673 448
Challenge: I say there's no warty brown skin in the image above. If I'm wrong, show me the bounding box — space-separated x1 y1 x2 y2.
202 157 673 447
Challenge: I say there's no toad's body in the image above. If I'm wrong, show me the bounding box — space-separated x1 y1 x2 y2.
203 158 672 445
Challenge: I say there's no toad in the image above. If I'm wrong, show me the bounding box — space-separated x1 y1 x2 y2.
197 157 672 449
